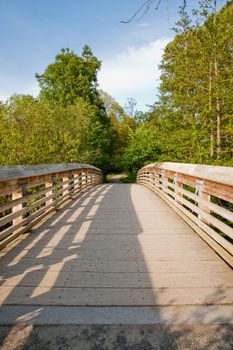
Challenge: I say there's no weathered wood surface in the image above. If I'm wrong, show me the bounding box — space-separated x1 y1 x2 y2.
0 183 233 308
137 163 233 267
0 163 102 250
141 162 233 186
0 163 100 182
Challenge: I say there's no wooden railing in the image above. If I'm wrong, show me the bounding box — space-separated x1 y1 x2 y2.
0 163 102 250
137 162 233 267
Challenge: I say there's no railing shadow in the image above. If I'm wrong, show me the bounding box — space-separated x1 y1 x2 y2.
0 183 232 349
0 183 161 347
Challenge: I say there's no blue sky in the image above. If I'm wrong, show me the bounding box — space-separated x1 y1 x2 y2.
0 0 227 111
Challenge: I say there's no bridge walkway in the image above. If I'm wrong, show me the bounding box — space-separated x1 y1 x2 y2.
0 183 233 321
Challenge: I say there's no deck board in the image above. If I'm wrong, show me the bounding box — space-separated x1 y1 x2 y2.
0 183 233 308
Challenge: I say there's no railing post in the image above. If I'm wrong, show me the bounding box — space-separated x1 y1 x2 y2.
174 174 183 204
12 189 23 226
45 177 54 207
12 180 27 226
149 170 153 188
196 180 210 223
0 163 102 251
78 172 82 192
86 171 89 188
69 173 75 196
82 171 87 191
96 172 101 185
160 170 165 192
73 171 80 195
63 174 70 197
90 171 94 186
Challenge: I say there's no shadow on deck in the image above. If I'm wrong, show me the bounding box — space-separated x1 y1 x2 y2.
0 183 233 349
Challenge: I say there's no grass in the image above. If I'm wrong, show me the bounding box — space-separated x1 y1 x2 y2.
120 173 136 183
105 173 117 182
105 172 137 183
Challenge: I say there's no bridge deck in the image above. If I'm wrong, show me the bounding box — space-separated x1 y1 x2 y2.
0 183 233 311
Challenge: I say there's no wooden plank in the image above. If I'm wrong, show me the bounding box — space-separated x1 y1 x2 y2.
141 177 233 241
154 182 233 241
2 271 233 289
0 180 80 228
139 162 233 187
143 183 233 267
0 259 228 274
0 180 20 197
204 181 233 203
0 182 232 311
0 286 233 306
157 177 233 222
0 163 101 182
0 179 69 213
0 180 100 248
12 190 23 226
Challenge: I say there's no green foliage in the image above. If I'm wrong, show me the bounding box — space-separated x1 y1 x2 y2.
0 95 98 165
100 90 137 171
0 3 232 177
121 1 233 176
36 46 102 107
120 173 137 183
105 173 117 182
0 47 117 174
157 1 233 163
122 123 161 174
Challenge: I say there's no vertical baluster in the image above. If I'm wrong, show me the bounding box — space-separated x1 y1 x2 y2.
63 174 70 197
196 180 210 224
45 177 54 207
12 180 27 226
174 174 183 204
12 189 23 226
82 171 87 191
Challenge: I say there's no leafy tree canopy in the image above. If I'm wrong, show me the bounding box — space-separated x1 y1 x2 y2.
36 46 102 107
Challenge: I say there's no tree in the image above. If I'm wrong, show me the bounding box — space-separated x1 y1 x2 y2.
124 98 137 117
149 0 233 164
0 95 98 165
99 90 124 122
35 47 116 173
36 46 102 107
122 122 161 173
100 90 138 171
193 0 233 159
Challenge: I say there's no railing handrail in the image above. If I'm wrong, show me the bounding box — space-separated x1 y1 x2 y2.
137 162 233 267
139 162 233 187
0 163 101 182
0 162 103 251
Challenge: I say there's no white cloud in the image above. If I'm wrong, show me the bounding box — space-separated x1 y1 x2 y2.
98 37 171 111
0 38 171 111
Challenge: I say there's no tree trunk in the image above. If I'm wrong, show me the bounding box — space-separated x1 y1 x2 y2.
214 57 221 159
210 123 214 158
208 61 214 158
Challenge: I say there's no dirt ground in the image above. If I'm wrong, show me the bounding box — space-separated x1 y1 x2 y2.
0 324 233 350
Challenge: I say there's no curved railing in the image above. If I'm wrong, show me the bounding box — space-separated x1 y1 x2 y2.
137 162 233 267
0 163 102 250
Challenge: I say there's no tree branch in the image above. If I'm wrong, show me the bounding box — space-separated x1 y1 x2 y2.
121 0 187 24
121 0 157 24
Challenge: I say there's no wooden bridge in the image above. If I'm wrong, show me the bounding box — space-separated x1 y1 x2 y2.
0 162 233 347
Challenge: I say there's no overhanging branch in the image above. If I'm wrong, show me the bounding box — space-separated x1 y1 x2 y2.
121 0 187 23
